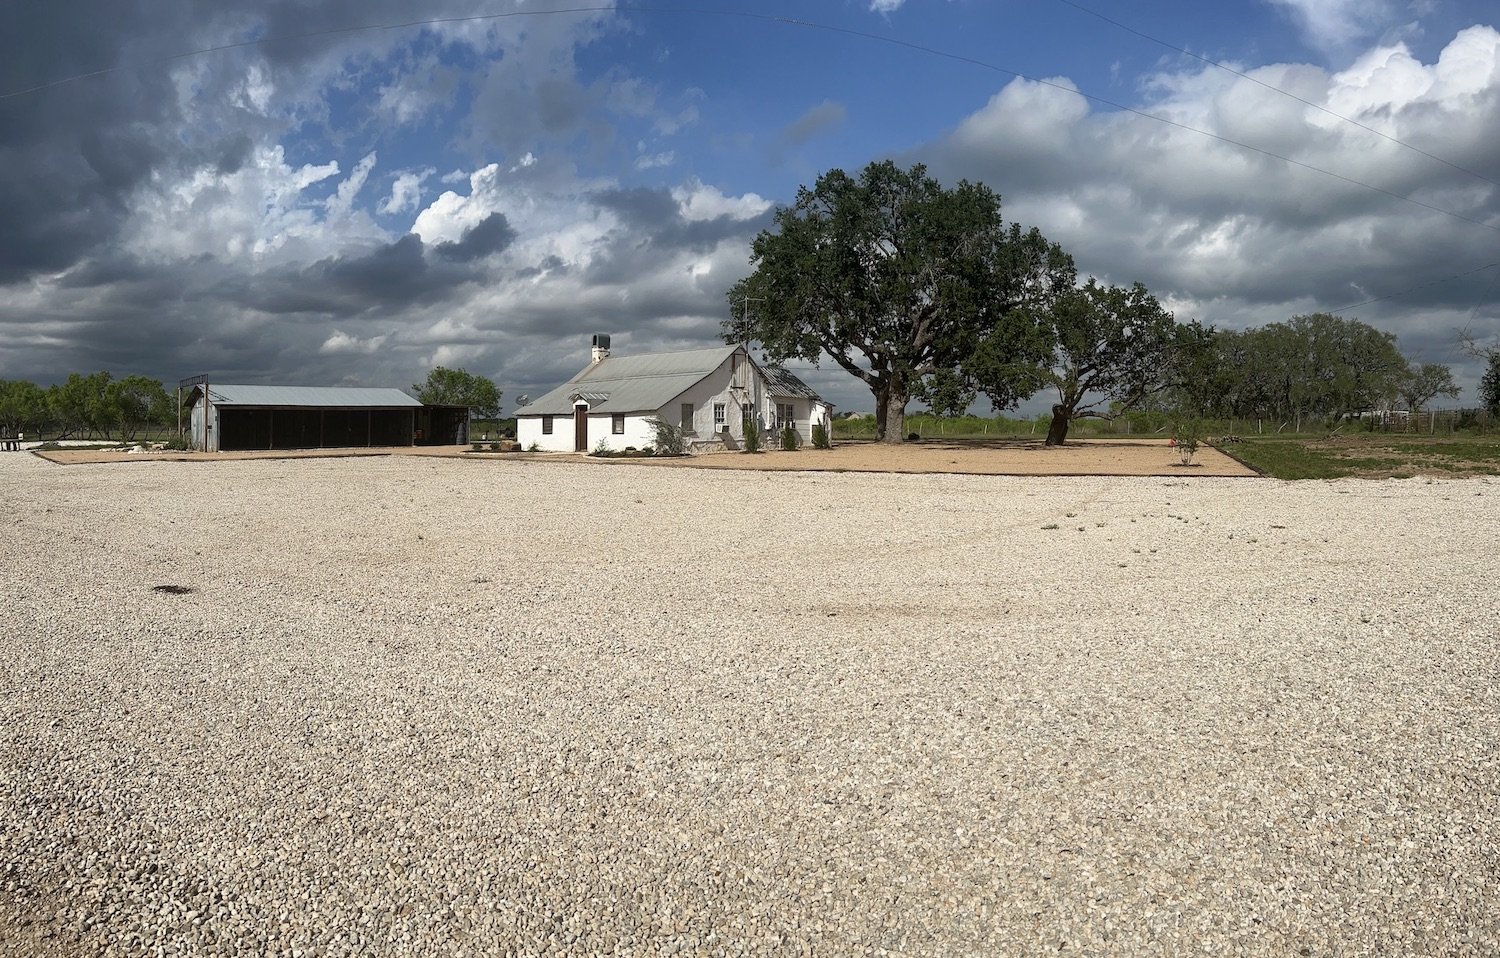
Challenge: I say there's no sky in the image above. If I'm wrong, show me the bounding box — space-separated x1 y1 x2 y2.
2 0 1498 415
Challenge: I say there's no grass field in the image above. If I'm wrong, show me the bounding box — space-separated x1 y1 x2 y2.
1228 434 1500 479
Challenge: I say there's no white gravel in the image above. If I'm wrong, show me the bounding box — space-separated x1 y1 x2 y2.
2 452 1497 956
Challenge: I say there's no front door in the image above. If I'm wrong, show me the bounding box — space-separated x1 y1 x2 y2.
574 406 588 451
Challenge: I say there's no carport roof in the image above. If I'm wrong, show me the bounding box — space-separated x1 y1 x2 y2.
195 384 423 408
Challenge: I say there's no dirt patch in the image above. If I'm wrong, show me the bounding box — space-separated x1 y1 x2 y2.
598 437 1257 477
31 438 1257 477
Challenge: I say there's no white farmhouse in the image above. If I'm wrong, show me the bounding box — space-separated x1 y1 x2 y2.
515 336 832 453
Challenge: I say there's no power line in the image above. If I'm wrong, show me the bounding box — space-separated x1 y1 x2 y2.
3 5 1498 237
1327 262 1500 314
1049 0 1500 190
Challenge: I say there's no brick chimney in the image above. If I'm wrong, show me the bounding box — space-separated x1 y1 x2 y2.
591 333 611 364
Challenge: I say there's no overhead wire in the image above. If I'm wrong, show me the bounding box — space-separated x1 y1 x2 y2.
1327 262 1500 314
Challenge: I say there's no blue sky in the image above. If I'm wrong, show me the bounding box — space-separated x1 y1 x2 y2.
2 0 1498 414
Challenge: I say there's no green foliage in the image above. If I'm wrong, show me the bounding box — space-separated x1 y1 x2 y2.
645 417 687 456
780 423 799 451
591 435 611 457
967 278 1189 445
162 435 191 451
0 379 49 435
1480 353 1500 415
1398 362 1460 422
412 366 501 418
742 416 761 453
727 159 1074 441
1175 314 1408 422
811 422 831 449
526 441 541 452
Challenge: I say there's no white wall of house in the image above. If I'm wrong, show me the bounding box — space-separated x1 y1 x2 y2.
767 396 833 444
516 349 816 454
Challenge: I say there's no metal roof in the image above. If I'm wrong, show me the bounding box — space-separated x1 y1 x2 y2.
517 345 741 415
763 366 824 401
197 384 424 408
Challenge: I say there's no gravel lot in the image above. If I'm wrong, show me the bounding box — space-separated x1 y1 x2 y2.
2 453 1497 956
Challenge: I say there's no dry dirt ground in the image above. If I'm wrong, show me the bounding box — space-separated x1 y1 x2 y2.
33 437 1257 477
2 453 1495 956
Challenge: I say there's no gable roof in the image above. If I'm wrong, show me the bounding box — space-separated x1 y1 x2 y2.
516 345 741 416
194 384 423 408
763 366 823 401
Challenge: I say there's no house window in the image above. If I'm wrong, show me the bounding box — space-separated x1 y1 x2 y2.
681 403 694 431
713 403 726 429
542 415 554 435
612 414 625 435
777 403 795 427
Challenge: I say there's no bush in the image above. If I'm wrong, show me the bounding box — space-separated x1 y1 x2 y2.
743 417 761 453
471 442 483 451
526 441 541 452
162 435 191 451
811 422 831 449
489 441 500 451
906 432 919 442
645 417 687 456
1171 418 1202 464
780 424 799 450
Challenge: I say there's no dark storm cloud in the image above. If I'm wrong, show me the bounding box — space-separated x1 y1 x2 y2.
433 213 517 262
582 186 772 285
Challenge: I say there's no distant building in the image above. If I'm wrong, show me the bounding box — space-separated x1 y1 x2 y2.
186 384 469 452
515 336 832 453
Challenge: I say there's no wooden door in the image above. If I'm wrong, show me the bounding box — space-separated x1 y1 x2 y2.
574 406 588 451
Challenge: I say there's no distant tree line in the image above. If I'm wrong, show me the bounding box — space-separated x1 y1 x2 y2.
729 160 1481 443
0 372 176 440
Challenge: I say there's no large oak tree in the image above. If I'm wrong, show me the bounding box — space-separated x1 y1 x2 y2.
726 161 1073 443
966 279 1198 445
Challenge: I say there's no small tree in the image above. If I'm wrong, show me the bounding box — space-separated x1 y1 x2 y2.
645 416 686 456
811 422 831 449
1481 353 1500 416
1397 362 1460 431
1171 418 1202 465
968 279 1192 445
411 367 501 419
780 423 799 450
743 416 762 453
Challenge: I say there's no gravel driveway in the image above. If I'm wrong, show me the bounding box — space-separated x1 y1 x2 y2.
2 453 1497 956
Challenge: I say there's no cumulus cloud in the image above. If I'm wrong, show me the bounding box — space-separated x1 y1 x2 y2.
915 24 1500 396
1268 0 1398 53
869 0 905 13
378 168 435 215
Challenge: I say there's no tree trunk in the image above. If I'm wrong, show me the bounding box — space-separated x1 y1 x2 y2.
1044 404 1071 446
873 386 888 441
880 388 908 444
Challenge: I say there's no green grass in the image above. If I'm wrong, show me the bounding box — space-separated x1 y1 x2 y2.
1230 434 1500 479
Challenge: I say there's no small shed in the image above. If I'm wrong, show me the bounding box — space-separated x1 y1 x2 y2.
187 384 467 452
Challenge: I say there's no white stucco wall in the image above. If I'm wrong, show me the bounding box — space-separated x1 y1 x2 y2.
517 349 822 454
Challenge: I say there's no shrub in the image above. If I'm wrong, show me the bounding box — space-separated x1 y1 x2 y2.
471 442 483 451
1171 418 1202 464
780 424 799 451
906 432 919 442
162 435 191 451
645 417 687 456
526 441 541 452
811 422 831 449
489 441 500 451
743 417 761 453
591 436 612 457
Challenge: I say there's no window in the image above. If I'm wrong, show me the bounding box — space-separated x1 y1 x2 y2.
713 403 726 429
612 414 625 435
777 403 795 427
542 415 553 435
681 403 694 431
